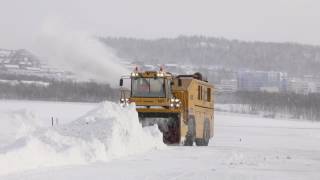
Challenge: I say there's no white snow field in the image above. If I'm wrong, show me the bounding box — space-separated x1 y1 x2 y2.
0 100 320 180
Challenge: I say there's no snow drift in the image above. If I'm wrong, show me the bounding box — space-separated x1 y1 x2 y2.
0 109 43 148
0 101 165 175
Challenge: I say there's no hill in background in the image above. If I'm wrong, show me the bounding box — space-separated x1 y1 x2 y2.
101 36 320 77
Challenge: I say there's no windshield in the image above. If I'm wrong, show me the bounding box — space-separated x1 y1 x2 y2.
131 78 165 97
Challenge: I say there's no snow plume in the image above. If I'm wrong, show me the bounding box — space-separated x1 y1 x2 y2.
32 19 129 86
0 101 165 175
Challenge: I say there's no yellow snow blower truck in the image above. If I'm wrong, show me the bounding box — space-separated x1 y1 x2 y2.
119 68 214 146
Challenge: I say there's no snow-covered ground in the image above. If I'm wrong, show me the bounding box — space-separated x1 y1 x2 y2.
0 100 320 180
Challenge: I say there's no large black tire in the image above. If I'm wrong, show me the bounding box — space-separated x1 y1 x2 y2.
195 120 210 146
184 116 196 146
162 115 180 144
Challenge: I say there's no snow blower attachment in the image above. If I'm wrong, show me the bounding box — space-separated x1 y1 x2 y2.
119 67 214 146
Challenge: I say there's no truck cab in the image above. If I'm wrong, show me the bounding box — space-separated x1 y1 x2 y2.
120 68 214 146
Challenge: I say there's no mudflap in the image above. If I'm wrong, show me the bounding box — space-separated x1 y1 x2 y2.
138 112 181 144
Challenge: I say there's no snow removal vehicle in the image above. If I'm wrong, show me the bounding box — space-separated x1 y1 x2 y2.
119 67 214 146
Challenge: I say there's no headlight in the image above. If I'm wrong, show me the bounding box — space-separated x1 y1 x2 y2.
131 72 139 77
157 72 164 77
120 98 130 105
169 97 181 108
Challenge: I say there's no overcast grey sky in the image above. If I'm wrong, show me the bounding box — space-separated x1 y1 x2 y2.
1 0 319 49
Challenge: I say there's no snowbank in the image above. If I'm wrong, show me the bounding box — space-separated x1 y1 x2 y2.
0 101 165 175
0 109 43 147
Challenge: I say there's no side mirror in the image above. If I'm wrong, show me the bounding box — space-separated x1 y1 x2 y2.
119 78 123 87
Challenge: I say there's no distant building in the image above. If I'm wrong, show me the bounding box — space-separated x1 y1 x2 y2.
237 70 287 92
4 64 20 70
287 78 320 94
215 79 237 93
287 79 309 94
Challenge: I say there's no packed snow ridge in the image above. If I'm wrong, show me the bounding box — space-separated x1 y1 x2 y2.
0 101 165 175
